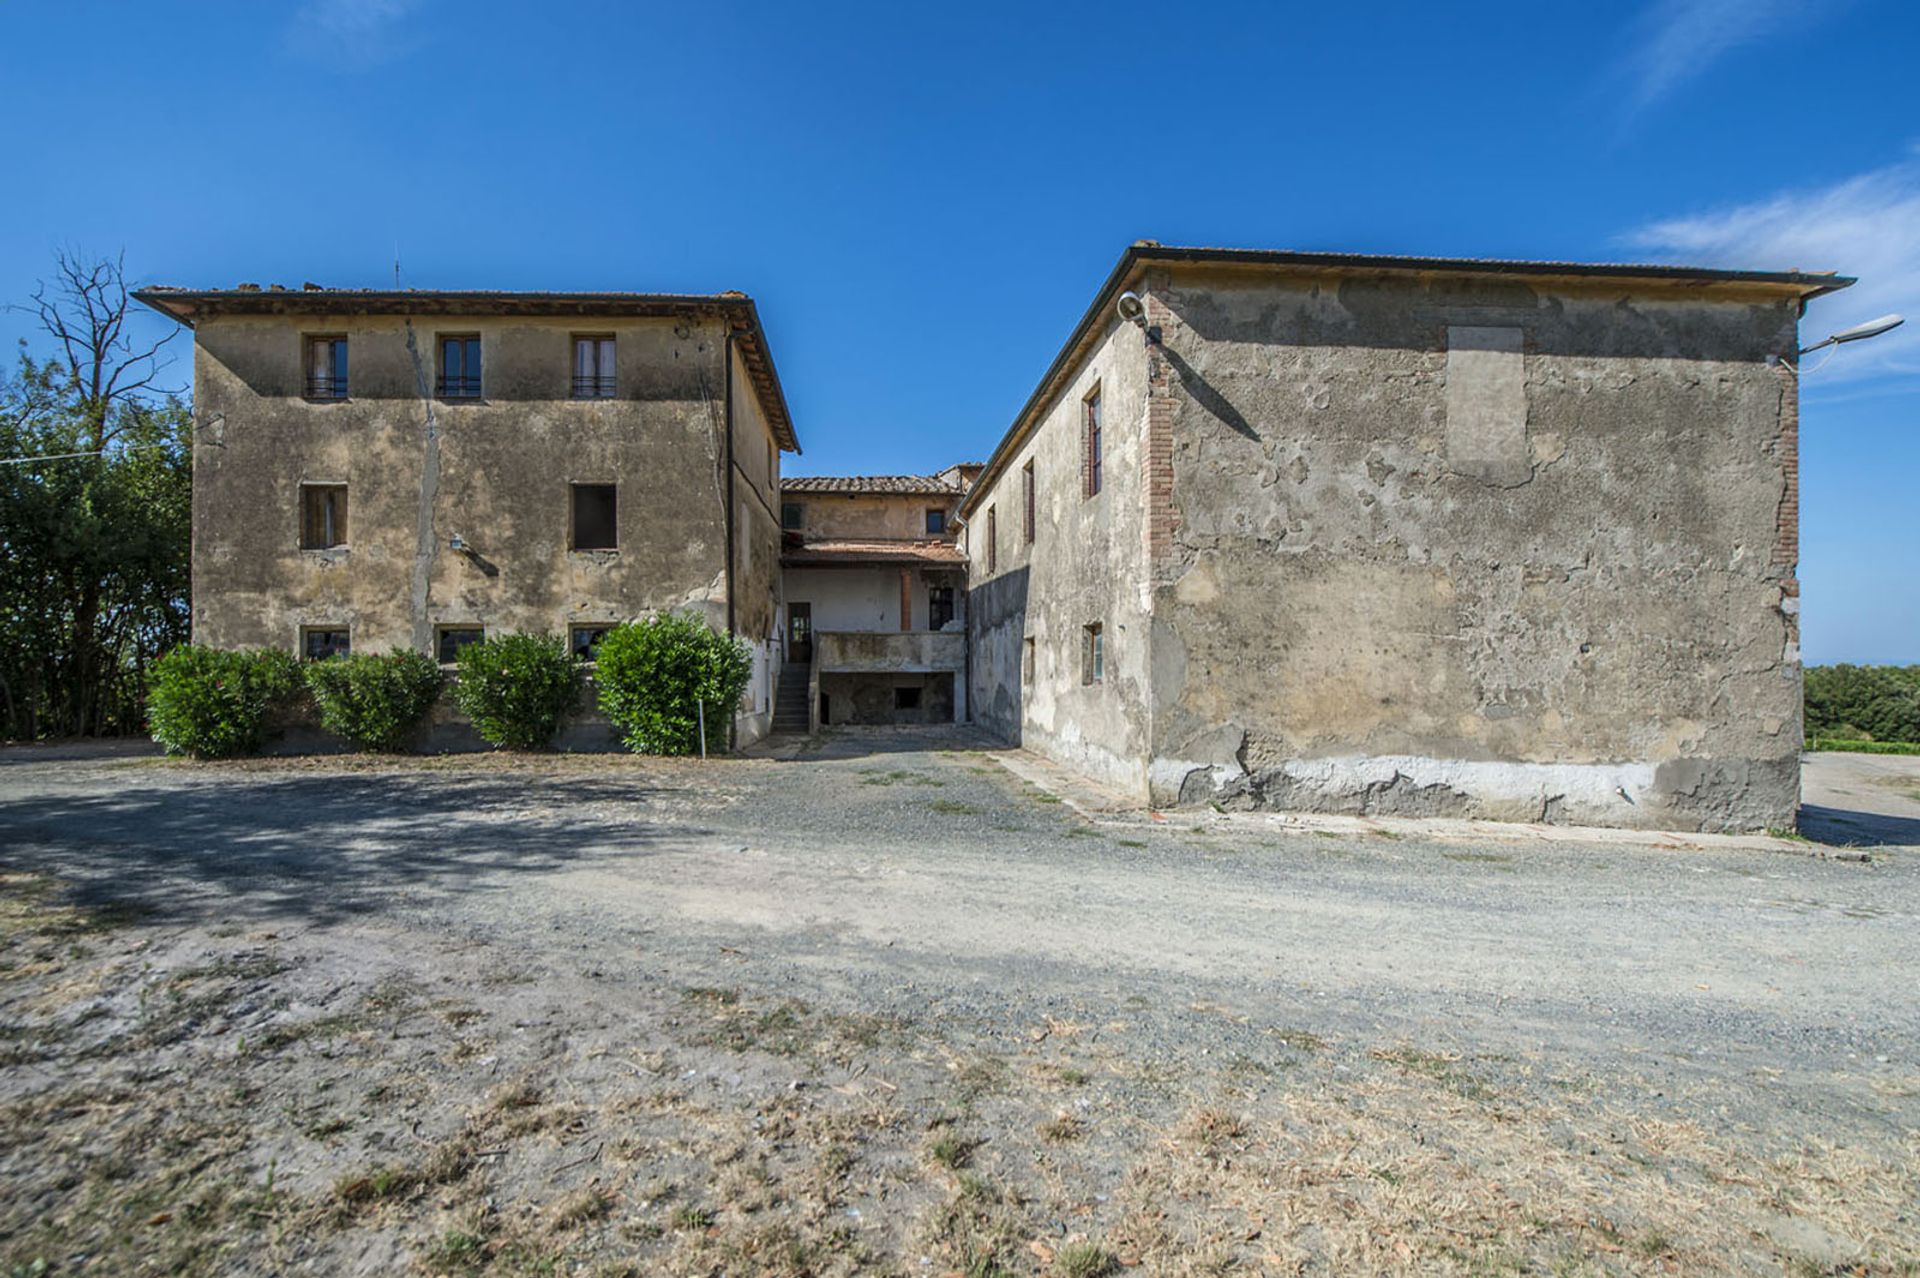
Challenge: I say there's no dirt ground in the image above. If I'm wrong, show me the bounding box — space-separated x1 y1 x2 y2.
2 736 1916 1276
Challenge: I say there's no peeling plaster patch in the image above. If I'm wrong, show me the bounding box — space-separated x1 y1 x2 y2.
1445 326 1532 488
1156 752 1661 825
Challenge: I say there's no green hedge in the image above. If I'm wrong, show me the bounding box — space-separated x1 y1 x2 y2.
452 632 580 750
303 651 444 751
595 612 750 755
146 645 303 758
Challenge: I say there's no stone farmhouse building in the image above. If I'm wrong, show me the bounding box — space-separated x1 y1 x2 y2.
134 286 798 744
961 243 1849 833
776 468 978 733
141 241 1851 831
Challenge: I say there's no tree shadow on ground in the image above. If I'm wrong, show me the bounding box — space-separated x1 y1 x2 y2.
0 769 708 927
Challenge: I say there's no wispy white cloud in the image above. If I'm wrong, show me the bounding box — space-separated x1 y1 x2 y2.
1627 154 1920 384
286 0 426 70
1615 0 1799 116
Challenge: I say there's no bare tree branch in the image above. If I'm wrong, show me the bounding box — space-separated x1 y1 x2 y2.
17 249 179 451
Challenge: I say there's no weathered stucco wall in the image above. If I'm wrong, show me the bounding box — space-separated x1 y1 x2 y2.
191 311 786 743
1145 265 1803 832
729 341 785 741
785 491 961 541
967 318 1154 796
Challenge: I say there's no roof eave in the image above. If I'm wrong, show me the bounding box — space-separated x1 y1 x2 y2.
958 244 1856 516
131 288 802 454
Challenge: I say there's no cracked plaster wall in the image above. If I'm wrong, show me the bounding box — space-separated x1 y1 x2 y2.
191 314 777 728
1144 266 1805 831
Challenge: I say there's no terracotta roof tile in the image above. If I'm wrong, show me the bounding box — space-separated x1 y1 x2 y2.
781 475 963 495
781 538 966 567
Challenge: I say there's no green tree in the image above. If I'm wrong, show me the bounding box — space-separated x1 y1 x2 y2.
1805 664 1920 745
0 251 187 739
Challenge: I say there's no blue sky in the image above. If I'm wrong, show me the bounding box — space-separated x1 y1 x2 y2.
1 0 1914 662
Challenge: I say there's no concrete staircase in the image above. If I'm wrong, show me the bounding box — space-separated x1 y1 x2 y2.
772 662 812 734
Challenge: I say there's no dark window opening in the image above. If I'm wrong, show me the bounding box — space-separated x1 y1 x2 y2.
438 336 482 398
306 337 347 399
894 685 921 710
303 628 350 661
571 483 618 551
985 505 997 573
437 627 484 664
782 502 804 531
572 336 616 398
1083 622 1105 685
1084 387 1103 497
571 625 613 660
928 585 955 631
925 508 946 535
1022 459 1035 542
301 484 348 549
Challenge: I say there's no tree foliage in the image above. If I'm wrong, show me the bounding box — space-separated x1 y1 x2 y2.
1 250 187 739
451 633 580 750
1804 664 1920 746
304 651 445 752
594 613 751 756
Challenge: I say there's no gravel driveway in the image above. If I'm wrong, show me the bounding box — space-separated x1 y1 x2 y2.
2 735 1916 1275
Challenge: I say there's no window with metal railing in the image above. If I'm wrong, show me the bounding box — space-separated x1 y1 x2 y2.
437 336 482 398
305 337 348 399
572 336 616 398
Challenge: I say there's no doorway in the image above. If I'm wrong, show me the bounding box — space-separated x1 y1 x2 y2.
787 602 813 663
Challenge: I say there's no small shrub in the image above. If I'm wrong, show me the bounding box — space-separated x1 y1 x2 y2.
146 645 302 758
595 612 751 755
303 650 443 751
452 633 579 750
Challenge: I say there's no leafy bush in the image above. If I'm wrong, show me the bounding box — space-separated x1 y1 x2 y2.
145 645 302 758
451 633 581 750
595 612 751 755
1804 664 1920 745
303 650 444 751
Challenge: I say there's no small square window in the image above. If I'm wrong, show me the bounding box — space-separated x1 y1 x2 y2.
894 685 921 710
1082 622 1104 685
300 484 348 550
302 627 350 661
572 336 615 398
570 625 614 660
438 335 482 399
436 626 484 664
782 502 804 531
925 508 946 535
571 483 618 551
306 337 347 399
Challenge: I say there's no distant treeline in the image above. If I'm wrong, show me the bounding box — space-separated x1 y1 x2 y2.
1804 664 1920 747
